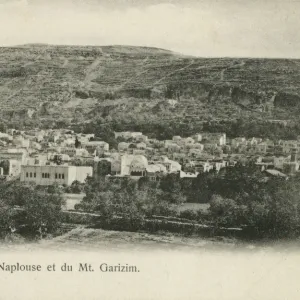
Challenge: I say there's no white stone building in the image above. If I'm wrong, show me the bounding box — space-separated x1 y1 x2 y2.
201 133 226 146
114 132 143 140
83 141 109 153
118 142 130 152
21 164 93 186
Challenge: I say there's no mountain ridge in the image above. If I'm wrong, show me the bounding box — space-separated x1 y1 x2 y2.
0 44 300 129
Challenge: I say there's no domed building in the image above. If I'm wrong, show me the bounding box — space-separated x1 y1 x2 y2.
129 155 148 176
108 154 171 180
118 154 148 177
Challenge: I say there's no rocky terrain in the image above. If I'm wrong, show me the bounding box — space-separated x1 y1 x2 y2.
1 44 300 127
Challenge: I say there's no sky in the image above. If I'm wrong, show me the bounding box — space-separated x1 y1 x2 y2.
0 0 299 58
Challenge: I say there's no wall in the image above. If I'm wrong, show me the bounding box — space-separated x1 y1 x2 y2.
9 159 22 177
21 165 71 185
0 152 26 164
120 155 133 175
75 166 93 183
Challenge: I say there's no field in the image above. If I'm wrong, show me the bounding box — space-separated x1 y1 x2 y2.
175 203 210 213
63 193 84 211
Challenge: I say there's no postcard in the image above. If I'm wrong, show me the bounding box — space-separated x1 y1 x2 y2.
0 0 300 299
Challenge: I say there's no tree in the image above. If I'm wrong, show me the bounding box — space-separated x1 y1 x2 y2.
23 188 65 237
249 177 300 238
0 181 36 207
208 174 300 238
209 195 247 228
67 180 84 194
78 177 172 225
0 182 66 238
0 200 17 232
75 136 81 148
160 173 186 204
53 154 62 165
96 160 111 177
71 158 83 166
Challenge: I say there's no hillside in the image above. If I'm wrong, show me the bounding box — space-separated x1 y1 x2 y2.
1 44 300 130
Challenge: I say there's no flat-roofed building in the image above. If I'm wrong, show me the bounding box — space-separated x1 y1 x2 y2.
201 133 226 146
0 149 27 164
82 141 109 154
20 164 93 186
114 131 143 140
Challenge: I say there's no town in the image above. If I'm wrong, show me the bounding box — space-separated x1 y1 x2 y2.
0 128 298 185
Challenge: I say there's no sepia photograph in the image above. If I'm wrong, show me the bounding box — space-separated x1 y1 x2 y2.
1 0 300 299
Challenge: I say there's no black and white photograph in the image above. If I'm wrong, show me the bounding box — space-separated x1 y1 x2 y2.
0 0 300 299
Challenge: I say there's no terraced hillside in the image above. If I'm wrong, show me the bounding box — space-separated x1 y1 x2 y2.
0 44 300 128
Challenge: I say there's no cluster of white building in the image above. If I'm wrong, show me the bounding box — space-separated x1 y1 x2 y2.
111 131 230 177
230 137 300 155
106 154 181 180
0 128 299 186
0 129 99 185
229 137 300 176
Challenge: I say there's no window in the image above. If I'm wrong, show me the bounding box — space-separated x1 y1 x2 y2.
58 174 61 179
55 173 57 179
30 172 32 178
62 174 65 179
26 172 28 177
34 173 36 178
42 173 44 178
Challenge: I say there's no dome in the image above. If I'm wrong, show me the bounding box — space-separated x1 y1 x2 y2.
130 155 148 169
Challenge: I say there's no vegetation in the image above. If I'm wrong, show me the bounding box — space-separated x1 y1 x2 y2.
182 163 300 238
0 181 65 239
74 163 300 239
67 117 300 152
2 45 300 241
75 176 180 226
1 45 300 143
64 180 85 194
0 163 298 240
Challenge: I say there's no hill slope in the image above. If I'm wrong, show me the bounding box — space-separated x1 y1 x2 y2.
0 44 300 129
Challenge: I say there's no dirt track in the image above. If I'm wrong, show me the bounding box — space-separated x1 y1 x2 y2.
1 227 298 253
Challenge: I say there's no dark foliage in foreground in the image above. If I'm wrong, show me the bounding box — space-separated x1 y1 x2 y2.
0 182 65 238
76 164 300 239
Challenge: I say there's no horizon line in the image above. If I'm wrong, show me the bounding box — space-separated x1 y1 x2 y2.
1 43 300 60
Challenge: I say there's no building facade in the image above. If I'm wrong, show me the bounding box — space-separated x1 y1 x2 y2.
20 165 93 186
